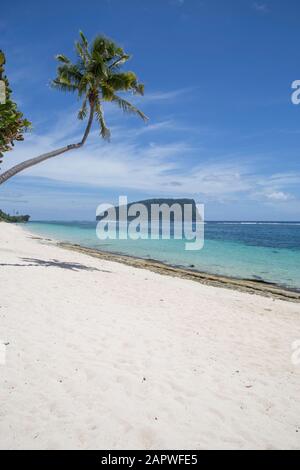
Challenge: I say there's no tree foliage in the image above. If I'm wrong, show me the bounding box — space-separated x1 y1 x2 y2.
0 208 30 222
0 50 31 165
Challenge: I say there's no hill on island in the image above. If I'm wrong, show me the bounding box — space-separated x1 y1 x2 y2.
96 198 201 222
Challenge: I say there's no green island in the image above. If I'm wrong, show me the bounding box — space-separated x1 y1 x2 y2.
0 209 30 223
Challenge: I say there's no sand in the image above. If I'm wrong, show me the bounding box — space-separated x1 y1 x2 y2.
0 222 299 450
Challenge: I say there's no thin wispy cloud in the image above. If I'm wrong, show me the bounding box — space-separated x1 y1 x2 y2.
170 0 185 6
133 87 195 104
253 2 269 13
265 191 294 202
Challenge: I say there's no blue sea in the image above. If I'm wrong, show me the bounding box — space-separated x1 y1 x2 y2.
27 221 300 291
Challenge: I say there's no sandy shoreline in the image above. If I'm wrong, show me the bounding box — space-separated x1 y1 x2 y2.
1 222 300 449
59 242 300 302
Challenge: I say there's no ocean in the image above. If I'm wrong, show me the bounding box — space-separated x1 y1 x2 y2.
27 221 300 291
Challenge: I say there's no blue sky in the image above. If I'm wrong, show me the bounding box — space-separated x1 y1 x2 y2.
1 0 300 220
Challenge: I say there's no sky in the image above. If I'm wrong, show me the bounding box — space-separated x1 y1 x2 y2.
1 0 300 220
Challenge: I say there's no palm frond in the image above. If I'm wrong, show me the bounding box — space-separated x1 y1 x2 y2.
106 71 144 95
56 64 83 86
79 31 88 49
100 83 115 101
89 54 108 79
91 36 116 58
78 97 88 120
55 54 71 64
51 79 78 93
75 40 90 66
110 94 148 121
109 54 130 70
133 82 144 95
95 100 111 140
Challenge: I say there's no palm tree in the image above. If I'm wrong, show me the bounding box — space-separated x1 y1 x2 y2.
0 32 147 185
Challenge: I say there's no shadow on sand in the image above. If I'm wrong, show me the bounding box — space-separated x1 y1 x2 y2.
0 257 111 273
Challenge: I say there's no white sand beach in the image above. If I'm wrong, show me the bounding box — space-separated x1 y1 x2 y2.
0 222 300 450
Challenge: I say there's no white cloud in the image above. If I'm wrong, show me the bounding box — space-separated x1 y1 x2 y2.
266 172 300 186
265 191 293 202
0 113 251 198
1 108 299 206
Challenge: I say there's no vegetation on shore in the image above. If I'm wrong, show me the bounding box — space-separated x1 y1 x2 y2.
0 50 31 167
0 209 30 223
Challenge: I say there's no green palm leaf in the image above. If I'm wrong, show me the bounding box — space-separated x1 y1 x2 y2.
110 94 148 121
95 100 111 140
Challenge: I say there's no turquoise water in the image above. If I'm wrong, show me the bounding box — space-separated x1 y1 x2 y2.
27 221 300 291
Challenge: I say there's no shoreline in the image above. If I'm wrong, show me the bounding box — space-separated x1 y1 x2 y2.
57 241 300 302
22 223 300 302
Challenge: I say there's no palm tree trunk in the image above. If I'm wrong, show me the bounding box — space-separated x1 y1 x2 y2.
0 104 95 186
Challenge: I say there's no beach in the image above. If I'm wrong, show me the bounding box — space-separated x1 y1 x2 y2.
0 221 300 450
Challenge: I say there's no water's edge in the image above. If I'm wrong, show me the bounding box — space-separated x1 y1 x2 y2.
24 221 300 301
54 239 300 302
26 220 300 291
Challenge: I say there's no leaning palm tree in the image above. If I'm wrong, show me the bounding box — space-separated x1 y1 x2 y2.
0 32 147 185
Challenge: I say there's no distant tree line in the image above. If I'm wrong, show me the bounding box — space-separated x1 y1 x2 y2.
0 209 30 223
